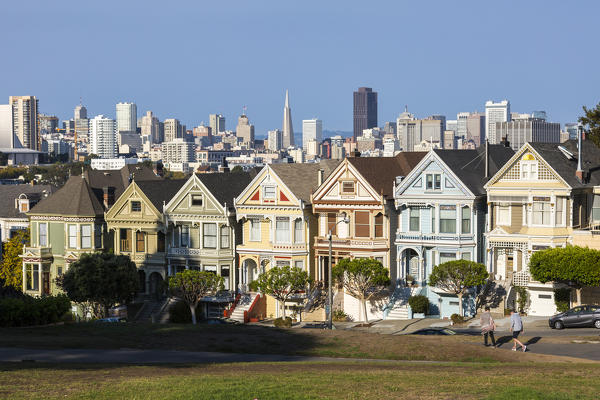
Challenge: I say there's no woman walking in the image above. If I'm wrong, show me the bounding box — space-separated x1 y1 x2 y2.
480 306 496 347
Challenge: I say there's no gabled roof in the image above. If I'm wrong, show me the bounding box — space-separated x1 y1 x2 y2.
134 179 187 212
28 176 104 216
196 170 259 209
433 144 515 196
0 184 57 219
269 160 340 202
348 152 426 197
85 164 160 202
528 140 600 189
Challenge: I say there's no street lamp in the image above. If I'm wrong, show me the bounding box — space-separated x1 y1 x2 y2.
328 212 350 329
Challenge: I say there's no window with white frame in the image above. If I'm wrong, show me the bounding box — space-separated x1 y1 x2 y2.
294 260 304 269
461 206 471 234
191 194 203 207
461 252 471 261
521 161 538 180
39 223 48 246
81 225 92 249
439 252 456 264
181 225 190 248
220 226 230 248
555 197 564 226
25 264 39 291
439 205 456 233
341 181 355 194
294 219 303 243
431 206 436 233
496 204 510 226
203 223 217 248
68 224 77 248
263 186 276 199
275 217 290 243
426 174 441 190
532 200 551 226
409 208 420 231
249 218 260 241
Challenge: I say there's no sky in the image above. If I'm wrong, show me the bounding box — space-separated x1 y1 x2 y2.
1 0 599 137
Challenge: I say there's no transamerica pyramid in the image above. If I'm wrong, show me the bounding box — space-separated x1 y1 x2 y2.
282 90 294 148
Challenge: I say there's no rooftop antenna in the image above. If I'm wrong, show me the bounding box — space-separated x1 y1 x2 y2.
242 105 247 116
405 105 408 113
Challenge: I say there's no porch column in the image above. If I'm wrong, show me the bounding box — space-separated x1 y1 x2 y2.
167 260 172 276
22 263 26 292
38 263 42 294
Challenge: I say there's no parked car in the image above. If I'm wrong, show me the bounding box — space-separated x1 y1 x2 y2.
549 305 600 329
410 328 457 335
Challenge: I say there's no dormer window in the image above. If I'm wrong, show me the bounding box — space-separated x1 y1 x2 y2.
131 201 141 212
426 174 441 191
521 154 538 180
17 194 29 212
191 195 203 207
263 186 276 199
342 181 355 194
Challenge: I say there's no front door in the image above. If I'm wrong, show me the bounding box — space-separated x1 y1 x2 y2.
42 271 50 295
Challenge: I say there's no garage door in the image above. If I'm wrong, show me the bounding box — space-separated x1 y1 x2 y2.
528 289 557 316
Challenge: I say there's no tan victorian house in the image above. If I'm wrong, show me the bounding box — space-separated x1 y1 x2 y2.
485 140 600 316
311 152 425 321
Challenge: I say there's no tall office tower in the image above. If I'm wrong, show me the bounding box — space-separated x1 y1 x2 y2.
353 87 377 141
139 111 161 143
302 118 322 151
282 90 294 148
456 112 469 139
235 114 255 145
421 117 444 147
164 118 185 142
116 102 137 134
9 96 38 150
466 112 486 147
396 107 417 151
267 129 283 151
485 100 510 144
209 114 225 136
383 121 397 135
495 118 560 151
446 119 457 134
89 115 117 159
74 103 87 120
39 114 59 134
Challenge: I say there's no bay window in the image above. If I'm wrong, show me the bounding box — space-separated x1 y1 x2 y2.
136 231 145 252
203 223 217 248
439 205 456 234
81 225 92 249
294 219 303 243
374 213 384 237
220 226 230 248
275 217 290 243
39 223 48 246
532 201 551 225
496 205 510 226
354 211 370 237
409 208 420 231
68 224 77 248
249 218 260 241
461 206 471 234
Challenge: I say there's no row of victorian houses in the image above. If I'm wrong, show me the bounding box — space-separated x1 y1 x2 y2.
19 138 600 320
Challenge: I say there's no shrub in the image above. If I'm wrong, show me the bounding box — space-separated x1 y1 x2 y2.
408 295 430 314
0 294 71 327
273 316 292 328
169 301 203 323
451 313 465 325
554 288 571 313
514 286 529 314
332 309 348 322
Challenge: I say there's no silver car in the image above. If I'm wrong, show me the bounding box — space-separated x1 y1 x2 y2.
549 305 600 329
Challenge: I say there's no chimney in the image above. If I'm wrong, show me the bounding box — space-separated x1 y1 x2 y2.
576 122 584 182
484 139 490 178
103 186 115 209
317 169 324 186
501 136 510 148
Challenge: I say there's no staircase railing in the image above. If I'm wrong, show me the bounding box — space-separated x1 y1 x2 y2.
224 293 242 318
243 294 261 323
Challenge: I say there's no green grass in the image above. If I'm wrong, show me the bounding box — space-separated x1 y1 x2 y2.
0 361 596 399
0 322 560 363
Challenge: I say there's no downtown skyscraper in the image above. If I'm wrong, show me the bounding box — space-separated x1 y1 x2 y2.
353 87 377 141
282 90 294 148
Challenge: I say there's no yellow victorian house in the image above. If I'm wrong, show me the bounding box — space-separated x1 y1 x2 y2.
485 139 600 316
234 161 339 318
105 179 186 296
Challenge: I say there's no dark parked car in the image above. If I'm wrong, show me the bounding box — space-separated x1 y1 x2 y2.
549 305 600 329
410 328 457 335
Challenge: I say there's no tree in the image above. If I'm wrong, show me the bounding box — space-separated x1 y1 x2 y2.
231 165 244 173
250 265 311 319
169 270 224 324
428 260 488 317
529 246 600 306
332 258 389 323
0 230 30 291
580 102 600 148
58 252 139 318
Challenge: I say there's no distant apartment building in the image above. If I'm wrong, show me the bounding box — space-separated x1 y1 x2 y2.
486 100 510 144
209 114 225 136
383 134 399 157
39 114 59 134
444 130 456 149
139 111 162 144
162 138 194 164
457 112 469 139
236 114 255 145
196 149 240 165
302 118 322 151
305 139 320 157
10 96 39 150
267 129 283 151
467 112 486 147
384 121 397 135
164 119 185 142
89 115 117 159
353 87 377 141
116 102 137 134
396 110 444 151
495 118 561 151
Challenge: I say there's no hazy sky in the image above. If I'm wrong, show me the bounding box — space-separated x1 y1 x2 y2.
2 0 599 137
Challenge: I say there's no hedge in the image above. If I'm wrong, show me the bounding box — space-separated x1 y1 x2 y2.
0 295 71 327
408 295 430 314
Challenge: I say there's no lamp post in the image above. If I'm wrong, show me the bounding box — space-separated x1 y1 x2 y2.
328 212 349 330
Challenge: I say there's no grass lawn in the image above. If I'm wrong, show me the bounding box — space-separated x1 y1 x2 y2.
1 361 598 399
0 322 573 363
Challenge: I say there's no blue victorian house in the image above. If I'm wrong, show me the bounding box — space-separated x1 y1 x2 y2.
389 144 513 318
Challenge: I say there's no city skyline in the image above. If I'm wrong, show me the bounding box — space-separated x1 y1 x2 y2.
1 1 598 135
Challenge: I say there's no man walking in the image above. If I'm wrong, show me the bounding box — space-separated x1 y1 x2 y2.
510 309 526 352
480 306 496 347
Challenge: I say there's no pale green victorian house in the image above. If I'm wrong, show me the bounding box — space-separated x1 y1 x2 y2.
105 179 186 296
163 172 257 294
